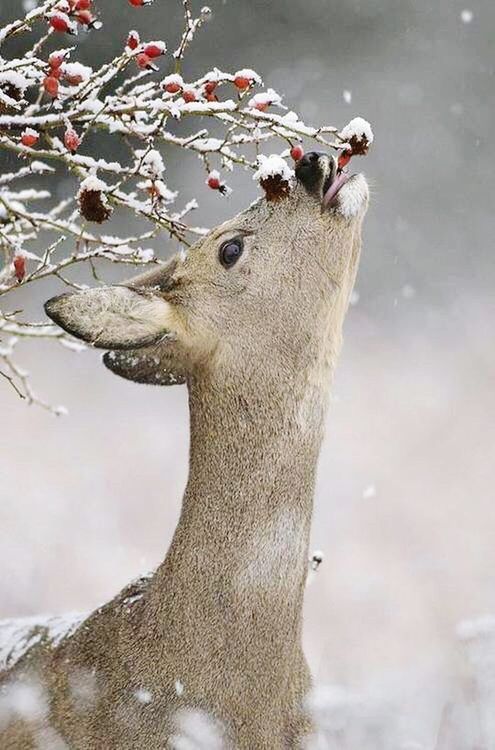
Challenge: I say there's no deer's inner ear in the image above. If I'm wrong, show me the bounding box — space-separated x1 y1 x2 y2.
44 286 178 350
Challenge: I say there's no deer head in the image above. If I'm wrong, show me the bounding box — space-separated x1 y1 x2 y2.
45 153 368 388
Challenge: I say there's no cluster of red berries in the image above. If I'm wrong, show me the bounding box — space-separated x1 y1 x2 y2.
42 49 93 99
161 70 262 107
48 0 100 35
162 75 216 103
126 32 167 71
42 50 68 99
23 120 81 154
203 80 218 102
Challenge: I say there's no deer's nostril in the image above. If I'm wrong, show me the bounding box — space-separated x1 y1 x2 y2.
295 151 327 194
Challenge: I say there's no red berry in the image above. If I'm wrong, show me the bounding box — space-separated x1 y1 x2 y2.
290 145 304 162
64 126 80 153
338 151 352 170
145 183 159 199
76 9 94 25
205 92 218 102
164 82 181 93
63 71 83 85
207 175 220 190
49 51 66 69
144 42 166 58
254 101 268 112
126 30 140 50
75 0 91 8
182 89 196 103
136 53 154 70
128 0 152 6
49 14 71 33
21 129 39 148
234 75 250 90
13 255 26 283
204 80 217 95
43 76 59 98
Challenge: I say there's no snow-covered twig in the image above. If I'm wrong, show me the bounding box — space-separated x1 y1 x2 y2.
173 1 211 70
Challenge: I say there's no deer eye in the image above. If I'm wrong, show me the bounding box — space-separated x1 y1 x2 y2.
219 237 244 269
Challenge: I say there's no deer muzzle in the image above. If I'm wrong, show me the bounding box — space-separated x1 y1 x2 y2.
295 151 349 208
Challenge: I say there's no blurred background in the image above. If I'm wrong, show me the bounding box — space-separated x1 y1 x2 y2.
1 0 494 746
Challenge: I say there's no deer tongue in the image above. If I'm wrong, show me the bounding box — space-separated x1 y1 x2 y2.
323 170 349 207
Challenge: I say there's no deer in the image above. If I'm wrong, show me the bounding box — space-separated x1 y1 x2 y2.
0 151 369 749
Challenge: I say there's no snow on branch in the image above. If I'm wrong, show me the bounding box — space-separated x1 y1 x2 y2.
0 0 372 412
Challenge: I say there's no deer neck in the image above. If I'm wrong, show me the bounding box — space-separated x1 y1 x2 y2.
153 361 332 655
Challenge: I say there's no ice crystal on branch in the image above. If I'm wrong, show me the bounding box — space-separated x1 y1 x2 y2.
0 0 373 411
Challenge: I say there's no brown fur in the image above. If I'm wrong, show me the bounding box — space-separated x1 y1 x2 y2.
0 163 368 749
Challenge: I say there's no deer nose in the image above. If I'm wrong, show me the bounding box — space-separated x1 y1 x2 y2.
295 151 336 196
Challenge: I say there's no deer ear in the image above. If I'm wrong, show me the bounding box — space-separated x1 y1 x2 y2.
102 343 186 386
44 286 178 350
